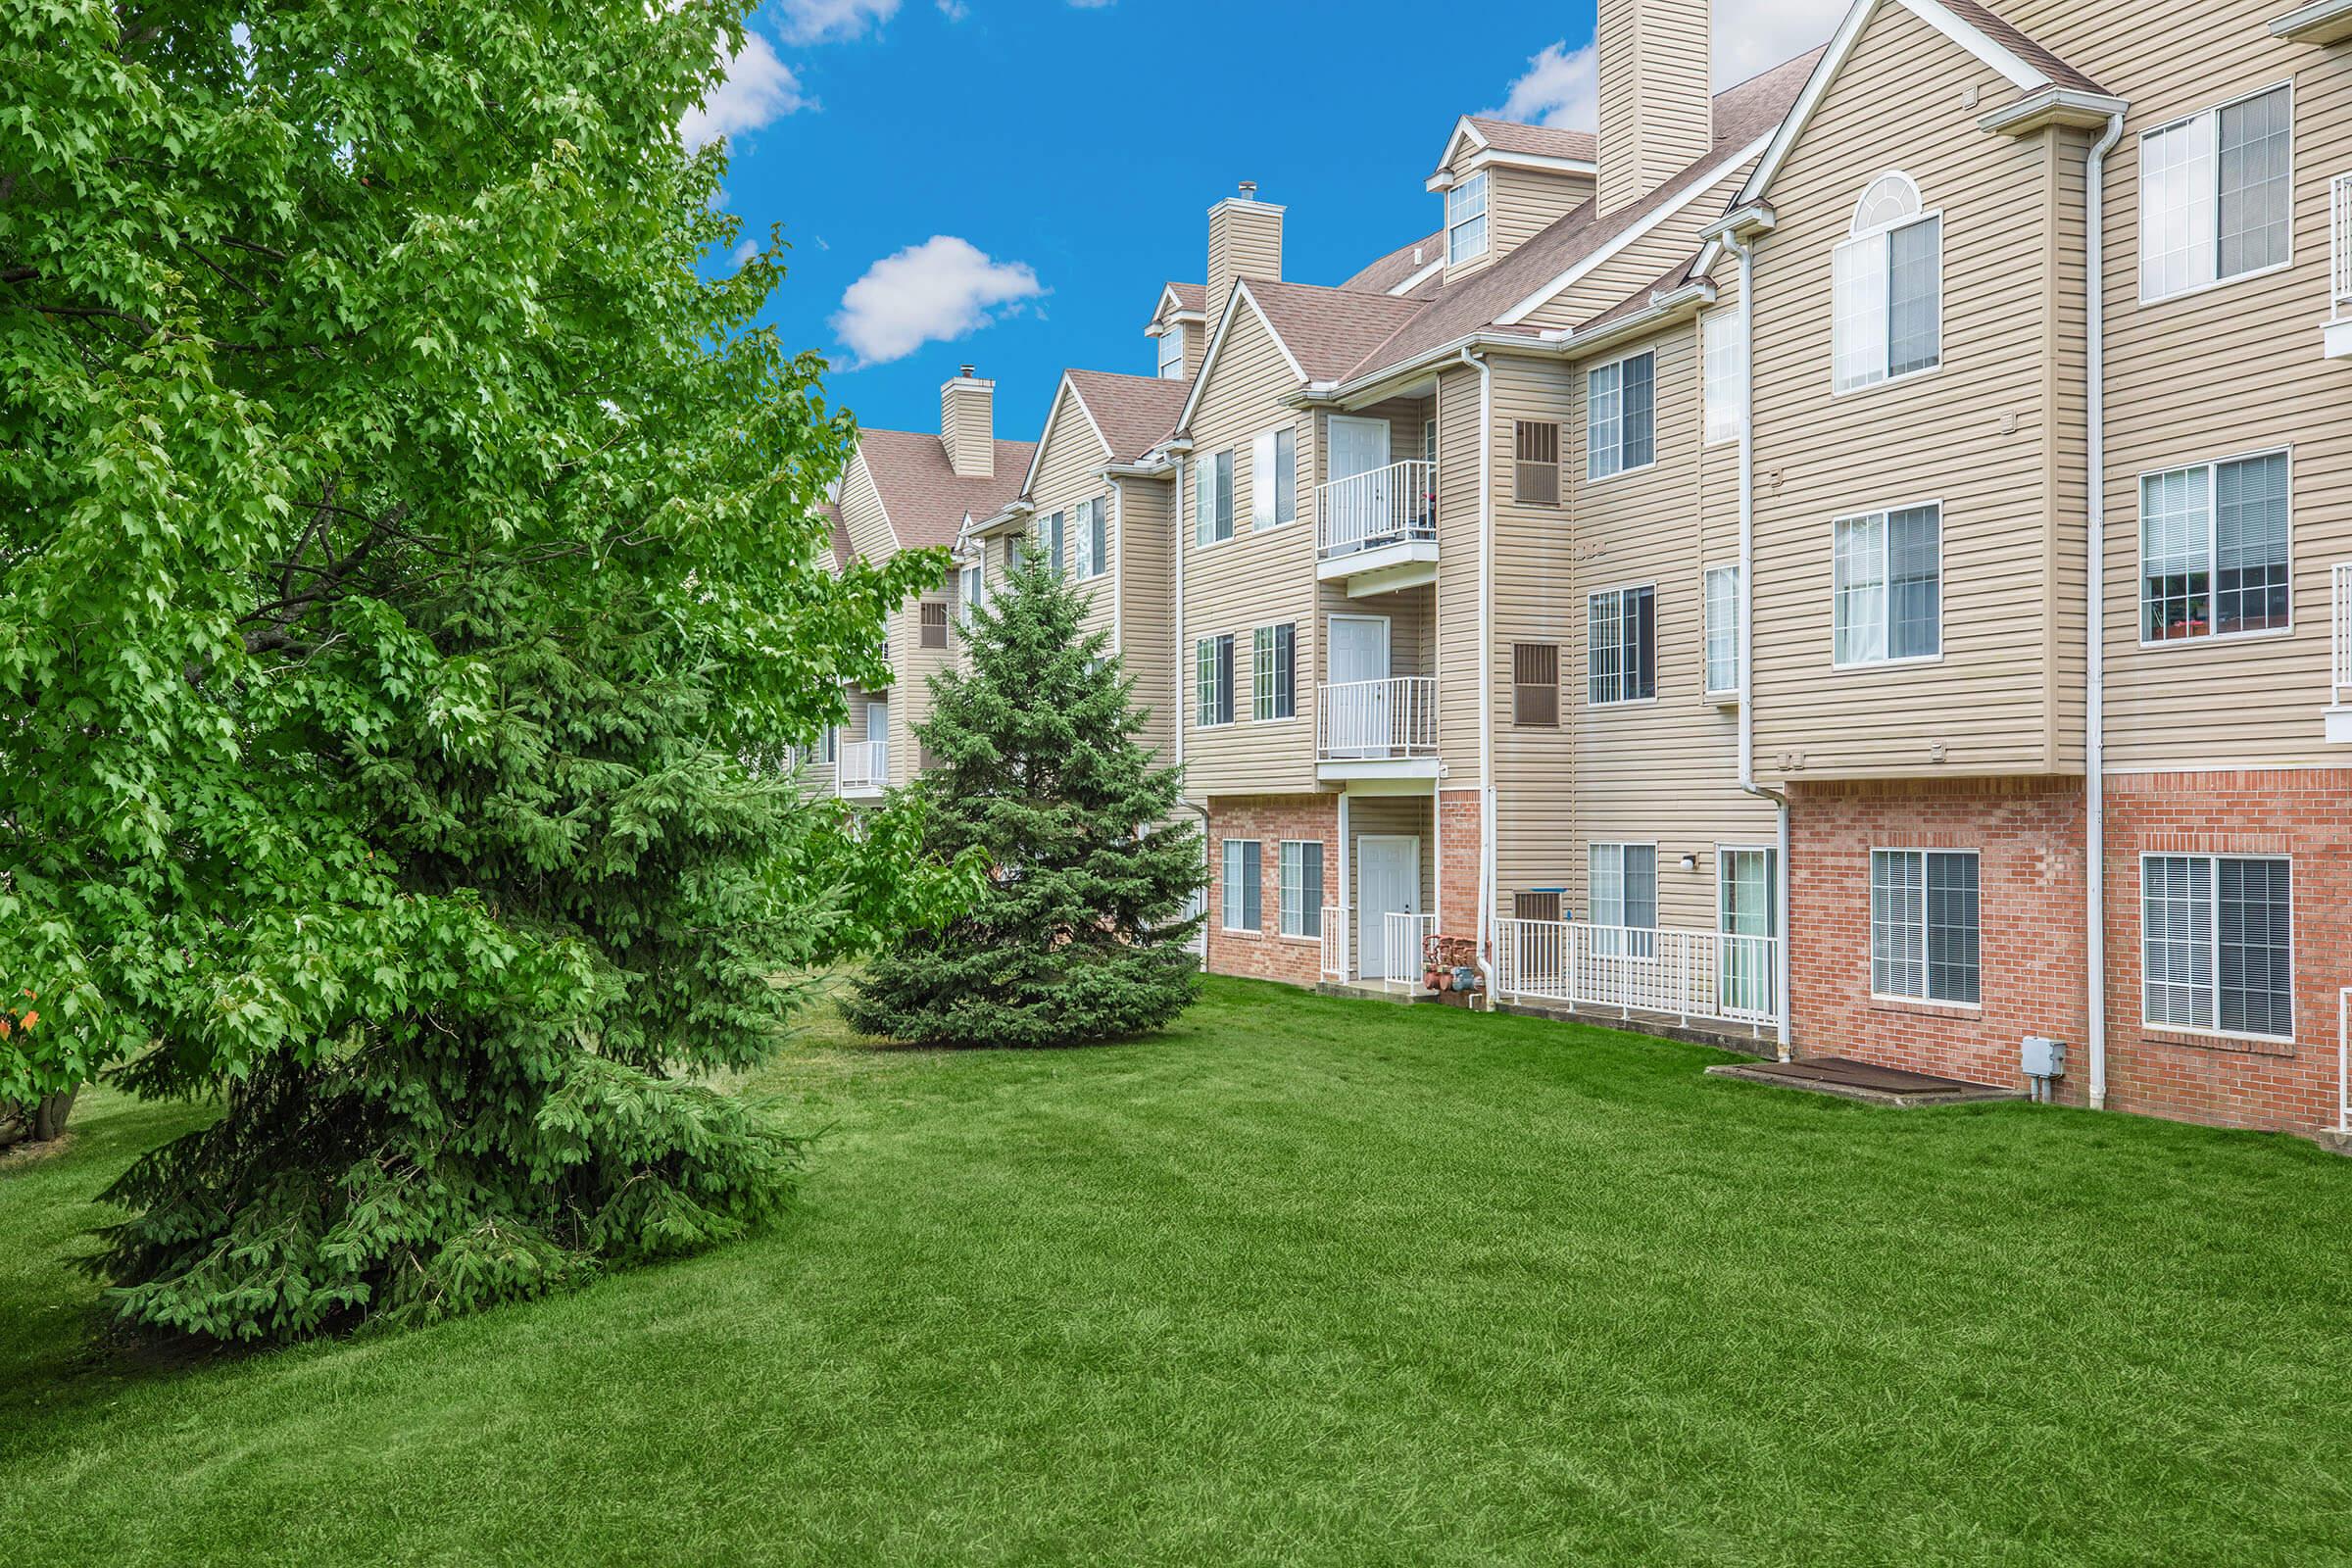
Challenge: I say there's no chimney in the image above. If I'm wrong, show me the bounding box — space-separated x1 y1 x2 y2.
940 366 994 479
1596 0 1713 218
1206 180 1283 313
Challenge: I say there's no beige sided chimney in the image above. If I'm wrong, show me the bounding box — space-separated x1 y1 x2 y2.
1206 181 1283 313
940 366 994 479
1596 0 1713 218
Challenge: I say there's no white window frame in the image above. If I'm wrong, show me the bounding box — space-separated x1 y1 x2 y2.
2137 81 2296 307
1586 582 1657 707
957 562 985 625
2138 852 2295 1044
1156 327 1184 380
2135 446 2293 650
1278 839 1324 940
1869 847 1982 1006
1588 841 1659 959
1832 172 1943 397
1195 634 1235 729
1585 348 1657 483
1446 172 1489 267
1702 564 1742 698
1702 308 1747 446
1831 502 1943 669
1251 622 1297 722
1222 838 1262 933
1072 496 1110 581
1250 425 1297 530
1040 510 1066 576
1195 447 1236 547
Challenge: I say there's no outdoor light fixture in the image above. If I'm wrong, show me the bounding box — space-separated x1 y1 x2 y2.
1679 853 1699 872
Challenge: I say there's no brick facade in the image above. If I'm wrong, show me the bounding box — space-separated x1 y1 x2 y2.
1203 795 1338 987
1788 777 2088 1102
1439 789 1484 952
2099 769 2352 1134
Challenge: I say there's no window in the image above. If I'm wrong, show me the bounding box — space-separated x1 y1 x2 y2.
957 562 985 624
2140 85 2292 303
821 725 838 765
1073 496 1109 580
1587 353 1655 480
1833 174 1940 392
1251 426 1297 529
2140 450 2289 643
1589 843 1657 956
1703 564 1742 696
1423 418 1438 470
1156 327 1184 380
1446 172 1489 266
1195 634 1235 727
1251 623 1296 721
1279 841 1324 939
1513 420 1561 505
1832 505 1941 665
1870 849 1980 1004
1038 511 1067 576
1222 839 1262 932
1586 585 1656 705
1512 642 1559 726
2143 855 2292 1039
1195 449 1235 545
1703 309 1747 444
919 601 950 649
1006 534 1024 571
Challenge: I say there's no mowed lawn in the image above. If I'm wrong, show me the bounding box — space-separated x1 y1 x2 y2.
6 979 2352 1566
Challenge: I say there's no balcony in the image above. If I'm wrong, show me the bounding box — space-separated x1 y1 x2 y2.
1316 676 1439 782
835 738 888 799
1495 918 1783 1034
1316 461 1439 596
2330 173 2352 360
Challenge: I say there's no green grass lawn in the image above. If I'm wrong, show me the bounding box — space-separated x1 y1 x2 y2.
6 977 2352 1566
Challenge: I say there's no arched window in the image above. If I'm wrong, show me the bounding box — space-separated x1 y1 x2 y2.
1834 172 1941 393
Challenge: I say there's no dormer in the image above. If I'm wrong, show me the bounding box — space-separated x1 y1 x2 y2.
1425 117 1597 281
1147 282 1206 381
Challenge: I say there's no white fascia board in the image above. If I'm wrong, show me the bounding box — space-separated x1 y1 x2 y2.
1169 281 1307 438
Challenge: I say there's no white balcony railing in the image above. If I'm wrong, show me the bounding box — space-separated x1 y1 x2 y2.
1495 919 1782 1029
1383 912 1438 993
1317 677 1438 761
2333 172 2352 319
1320 906 1347 980
835 738 888 793
2334 564 2352 703
1316 460 1437 561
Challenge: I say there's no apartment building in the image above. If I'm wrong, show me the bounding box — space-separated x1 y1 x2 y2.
832 0 2352 1141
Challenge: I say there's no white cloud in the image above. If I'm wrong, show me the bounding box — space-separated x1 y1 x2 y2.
733 239 760 267
1490 39 1598 129
776 0 900 43
1486 5 1843 134
831 236 1045 368
937 0 968 17
680 30 810 148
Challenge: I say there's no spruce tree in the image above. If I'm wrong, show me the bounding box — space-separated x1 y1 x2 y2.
846 561 1205 1046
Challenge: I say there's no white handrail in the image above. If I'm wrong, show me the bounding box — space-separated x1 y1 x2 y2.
1494 919 1782 1029
1383 912 1437 993
836 738 888 792
2334 564 2352 702
1316 677 1438 760
1316 460 1437 559
1320 906 1348 980
2338 987 2350 1137
2333 173 2352 320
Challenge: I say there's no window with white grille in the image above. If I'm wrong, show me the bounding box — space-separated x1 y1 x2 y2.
1587 353 1655 480
1833 505 1940 666
2140 84 2292 303
2140 450 2289 643
1703 564 1741 696
1156 328 1184 380
1073 496 1109 580
1589 843 1657 957
1703 309 1747 444
1446 172 1489 266
1222 839 1262 932
1586 585 1656 705
1195 449 1235 545
2143 856 2292 1039
1251 426 1297 529
1279 841 1324 939
1252 623 1296 721
1870 849 1979 1004
1833 174 1940 393
1195 635 1235 727
1040 511 1066 575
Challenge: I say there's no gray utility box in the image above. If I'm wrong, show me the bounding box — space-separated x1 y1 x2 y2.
2021 1036 2066 1079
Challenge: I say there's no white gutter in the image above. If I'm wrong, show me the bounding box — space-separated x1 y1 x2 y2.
1458 345 1498 1007
1725 228 1794 1060
2085 107 2127 1111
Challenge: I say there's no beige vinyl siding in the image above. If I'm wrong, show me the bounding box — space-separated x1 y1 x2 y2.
2006 0 2352 770
1113 473 1178 760
1207 203 1283 311
1180 304 1320 797
1489 167 1597 265
1434 364 1487 778
883 582 956 787
836 454 896 565
1027 388 1118 647
1596 0 1714 218
1745 1 2074 783
1348 795 1438 918
1518 159 1752 333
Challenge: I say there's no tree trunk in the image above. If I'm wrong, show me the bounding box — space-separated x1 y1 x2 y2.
0 1088 78 1150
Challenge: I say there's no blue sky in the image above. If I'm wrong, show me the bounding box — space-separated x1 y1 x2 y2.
692 0 1845 442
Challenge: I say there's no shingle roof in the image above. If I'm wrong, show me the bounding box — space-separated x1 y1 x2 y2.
1155 281 1206 322
1243 279 1429 383
856 426 1037 552
1462 117 1598 166
1936 0 2107 93
1339 230 1446 296
1063 368 1192 465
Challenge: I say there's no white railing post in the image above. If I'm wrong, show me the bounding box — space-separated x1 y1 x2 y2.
2333 173 2352 320
1320 906 1347 980
2338 987 2350 1136
1316 677 1438 761
1383 911 1436 993
2333 564 2352 703
1492 918 1782 1031
1315 461 1437 560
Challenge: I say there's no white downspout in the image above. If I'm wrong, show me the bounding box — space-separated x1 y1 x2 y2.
2085 111 2126 1111
1458 346 1498 1006
1172 454 1210 956
1727 231 1793 1060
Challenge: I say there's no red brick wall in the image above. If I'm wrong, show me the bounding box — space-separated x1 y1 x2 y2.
1438 790 1484 953
1204 795 1338 987
1788 777 2087 1100
2099 769 2352 1134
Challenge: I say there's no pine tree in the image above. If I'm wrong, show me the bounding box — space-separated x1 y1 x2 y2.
845 561 1205 1046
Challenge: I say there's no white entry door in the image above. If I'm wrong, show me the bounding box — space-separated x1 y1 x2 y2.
1326 615 1392 758
1355 835 1420 982
866 698 890 780
1326 416 1394 548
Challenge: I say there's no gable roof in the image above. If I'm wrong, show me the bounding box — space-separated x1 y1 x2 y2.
1065 369 1192 465
1151 281 1207 329
822 502 856 573
1340 230 1447 296
1246 280 1428 382
855 426 1037 552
